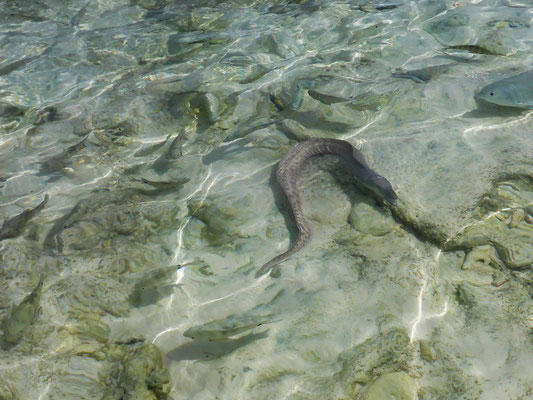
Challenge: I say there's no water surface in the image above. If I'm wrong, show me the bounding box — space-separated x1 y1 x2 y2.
0 0 532 399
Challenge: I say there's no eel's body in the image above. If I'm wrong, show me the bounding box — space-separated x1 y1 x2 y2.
255 138 397 278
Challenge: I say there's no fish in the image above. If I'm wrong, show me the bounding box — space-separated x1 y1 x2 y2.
136 177 189 190
0 195 49 241
392 64 454 83
133 134 171 157
0 56 40 76
132 177 190 196
129 265 182 307
1 276 44 347
0 45 53 76
43 199 91 253
71 1 90 26
255 138 397 278
355 3 401 12
183 311 275 341
444 45 503 56
38 136 88 176
168 331 268 361
288 78 316 111
239 64 270 84
475 70 533 109
152 132 185 174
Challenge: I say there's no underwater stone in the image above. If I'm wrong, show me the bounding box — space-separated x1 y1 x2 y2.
337 328 412 389
0 377 18 400
348 201 396 236
0 101 25 119
202 92 219 123
348 91 393 111
1 277 43 347
462 245 502 270
188 194 262 246
74 343 107 360
445 182 533 270
69 318 111 343
418 340 435 362
495 242 533 270
308 79 357 105
460 245 503 285
119 344 170 400
239 64 270 84
359 372 418 400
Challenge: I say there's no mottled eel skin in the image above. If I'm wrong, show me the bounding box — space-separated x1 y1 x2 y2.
255 138 398 278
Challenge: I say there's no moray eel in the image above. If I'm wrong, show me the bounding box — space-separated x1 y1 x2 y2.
255 138 398 278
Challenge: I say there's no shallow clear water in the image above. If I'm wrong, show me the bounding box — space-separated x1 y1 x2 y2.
0 0 532 399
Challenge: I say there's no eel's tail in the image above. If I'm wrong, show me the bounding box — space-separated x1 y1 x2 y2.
255 225 312 278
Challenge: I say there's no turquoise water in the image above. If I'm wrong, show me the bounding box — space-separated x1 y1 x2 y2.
1 0 532 399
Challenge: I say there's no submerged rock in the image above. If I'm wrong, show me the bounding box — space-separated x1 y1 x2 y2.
113 343 170 400
44 190 182 255
337 328 413 392
0 101 25 119
444 175 533 270
418 340 435 362
1 276 44 347
49 339 171 399
68 317 111 343
0 377 19 400
348 200 396 236
360 372 418 400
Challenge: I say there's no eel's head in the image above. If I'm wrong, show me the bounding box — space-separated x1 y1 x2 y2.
367 174 398 206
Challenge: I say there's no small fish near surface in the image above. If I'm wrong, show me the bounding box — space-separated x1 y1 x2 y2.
168 331 268 361
129 265 182 308
152 132 185 175
38 136 88 176
0 194 49 241
183 311 275 341
133 134 171 157
392 63 454 83
444 44 504 56
132 177 190 196
1 276 44 347
354 2 402 12
43 198 91 253
475 70 533 109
